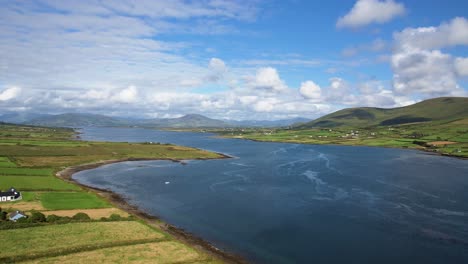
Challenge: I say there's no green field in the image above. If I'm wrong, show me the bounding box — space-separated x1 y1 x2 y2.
0 167 54 176
28 241 221 264
0 176 80 191
0 157 16 168
40 192 111 210
0 222 165 262
14 191 38 202
0 123 225 263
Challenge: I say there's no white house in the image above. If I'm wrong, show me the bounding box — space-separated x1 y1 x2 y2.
9 210 27 222
0 187 22 202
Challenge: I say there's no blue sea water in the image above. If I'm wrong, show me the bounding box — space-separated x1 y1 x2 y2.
74 127 468 263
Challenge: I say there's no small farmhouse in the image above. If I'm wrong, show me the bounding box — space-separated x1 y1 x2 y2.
0 187 22 202
9 210 27 222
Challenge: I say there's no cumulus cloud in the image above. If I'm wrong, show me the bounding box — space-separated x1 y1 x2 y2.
297 77 415 109
0 87 21 101
209 58 227 73
247 67 287 92
111 85 138 103
455 57 468 77
337 0 406 29
299 81 322 100
253 99 277 112
206 57 227 82
392 49 459 96
391 18 468 97
394 17 468 50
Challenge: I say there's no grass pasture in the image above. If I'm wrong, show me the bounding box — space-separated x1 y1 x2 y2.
0 157 16 167
40 192 111 210
27 241 220 264
0 176 80 191
0 222 166 262
0 167 53 176
0 123 225 263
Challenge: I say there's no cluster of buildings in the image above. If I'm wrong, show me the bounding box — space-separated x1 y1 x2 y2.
0 187 27 222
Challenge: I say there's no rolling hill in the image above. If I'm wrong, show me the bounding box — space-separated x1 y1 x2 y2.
297 97 468 128
144 114 229 128
24 113 310 128
26 113 229 128
26 113 129 127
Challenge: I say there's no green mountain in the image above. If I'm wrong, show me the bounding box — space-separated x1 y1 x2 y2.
298 97 468 128
26 113 129 127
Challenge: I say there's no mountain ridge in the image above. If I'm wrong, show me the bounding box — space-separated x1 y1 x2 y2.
297 97 468 128
14 113 308 128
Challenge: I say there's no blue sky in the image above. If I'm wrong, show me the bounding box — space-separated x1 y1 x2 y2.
0 0 467 120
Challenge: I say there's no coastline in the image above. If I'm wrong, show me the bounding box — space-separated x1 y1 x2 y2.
224 136 468 160
55 156 249 264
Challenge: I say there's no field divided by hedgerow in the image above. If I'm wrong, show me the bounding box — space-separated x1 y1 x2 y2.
0 222 166 262
0 123 225 263
26 241 220 264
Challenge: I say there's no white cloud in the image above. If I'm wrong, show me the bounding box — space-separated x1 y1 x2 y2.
111 85 138 103
299 81 322 100
337 0 406 28
0 87 21 101
392 49 459 95
206 57 227 82
455 57 468 77
247 67 287 92
253 99 276 112
391 18 468 97
209 58 227 73
394 17 468 50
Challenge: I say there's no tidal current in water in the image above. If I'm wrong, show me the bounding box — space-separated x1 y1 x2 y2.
74 127 468 263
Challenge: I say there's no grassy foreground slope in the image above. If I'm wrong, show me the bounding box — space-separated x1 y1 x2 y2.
218 97 468 158
0 123 225 263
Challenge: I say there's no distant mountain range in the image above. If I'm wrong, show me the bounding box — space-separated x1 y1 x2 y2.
0 112 308 128
3 97 465 129
296 97 468 128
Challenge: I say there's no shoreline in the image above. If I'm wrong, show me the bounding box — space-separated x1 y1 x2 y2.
55 156 249 264
224 136 468 160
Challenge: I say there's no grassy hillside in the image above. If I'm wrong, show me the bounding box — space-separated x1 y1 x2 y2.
298 97 468 128
216 97 468 158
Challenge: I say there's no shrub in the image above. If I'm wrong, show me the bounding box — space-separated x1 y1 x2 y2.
29 211 46 223
108 214 122 221
72 212 91 221
0 211 7 221
46 214 62 223
16 217 29 223
56 216 72 224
